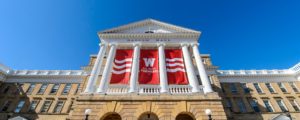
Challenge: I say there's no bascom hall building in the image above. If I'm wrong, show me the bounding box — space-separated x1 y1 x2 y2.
0 19 300 120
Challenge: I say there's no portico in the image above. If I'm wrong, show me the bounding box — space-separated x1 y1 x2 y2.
83 19 214 95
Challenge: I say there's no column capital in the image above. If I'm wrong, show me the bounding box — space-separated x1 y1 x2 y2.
157 43 166 47
191 43 199 47
180 43 190 47
109 43 118 47
99 43 106 47
133 43 142 47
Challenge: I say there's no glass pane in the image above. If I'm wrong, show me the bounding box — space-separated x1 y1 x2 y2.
14 100 25 113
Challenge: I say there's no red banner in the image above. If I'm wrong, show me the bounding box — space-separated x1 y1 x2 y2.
165 49 188 84
110 49 133 84
138 50 159 84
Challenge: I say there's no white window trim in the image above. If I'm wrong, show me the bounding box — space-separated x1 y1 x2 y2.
289 99 300 111
263 100 274 112
276 99 288 112
253 83 264 93
265 83 276 93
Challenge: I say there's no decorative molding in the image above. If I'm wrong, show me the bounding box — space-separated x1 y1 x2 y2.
217 69 293 76
5 76 83 83
9 70 87 76
218 75 297 83
290 62 300 74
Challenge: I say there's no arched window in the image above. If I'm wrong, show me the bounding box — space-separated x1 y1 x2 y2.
176 113 195 120
138 112 159 120
101 113 121 120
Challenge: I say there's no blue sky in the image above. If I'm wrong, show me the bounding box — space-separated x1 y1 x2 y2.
0 0 299 70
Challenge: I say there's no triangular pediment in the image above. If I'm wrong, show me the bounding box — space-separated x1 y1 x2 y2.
98 19 200 34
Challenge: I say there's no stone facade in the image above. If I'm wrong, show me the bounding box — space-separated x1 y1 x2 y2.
0 19 299 120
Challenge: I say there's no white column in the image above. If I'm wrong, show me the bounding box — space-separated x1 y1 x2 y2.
84 43 107 93
192 43 213 93
128 43 141 93
181 44 200 93
158 43 168 93
97 43 117 93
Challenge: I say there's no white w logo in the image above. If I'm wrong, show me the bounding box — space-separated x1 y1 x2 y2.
143 58 155 67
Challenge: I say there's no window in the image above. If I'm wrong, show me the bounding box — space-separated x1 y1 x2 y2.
50 84 60 94
221 84 226 93
28 100 39 112
289 82 299 93
40 100 52 113
75 84 80 94
289 99 300 111
196 75 202 85
265 83 275 93
277 83 287 93
3 86 10 94
248 99 260 112
225 98 233 112
236 98 247 112
14 100 25 113
263 100 274 112
37 84 48 94
276 99 288 112
253 83 263 93
230 83 238 94
241 83 250 94
26 84 35 94
62 84 71 95
53 101 65 113
1 101 12 112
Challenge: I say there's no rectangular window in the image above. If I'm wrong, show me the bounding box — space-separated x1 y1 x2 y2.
263 100 274 112
277 83 287 93
248 99 260 112
265 83 275 93
75 84 80 94
236 98 247 113
50 84 60 94
3 86 10 94
289 82 299 93
241 83 250 94
28 100 39 112
26 83 35 94
289 99 300 111
253 83 263 93
1 101 12 112
276 99 288 112
225 98 233 112
53 101 65 113
37 84 48 94
14 100 25 113
62 84 71 95
40 100 52 113
230 83 238 94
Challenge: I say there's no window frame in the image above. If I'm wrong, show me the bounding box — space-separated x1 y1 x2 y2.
53 100 65 113
236 98 247 113
37 84 48 94
230 83 238 94
248 98 260 112
289 82 299 93
14 100 25 113
253 83 263 94
276 99 288 112
277 83 287 93
62 83 72 95
40 100 52 113
28 100 39 112
265 83 276 93
26 83 36 95
1 100 12 112
50 84 60 94
263 99 274 112
288 99 300 111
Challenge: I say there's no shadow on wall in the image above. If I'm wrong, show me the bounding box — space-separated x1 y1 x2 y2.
0 82 39 120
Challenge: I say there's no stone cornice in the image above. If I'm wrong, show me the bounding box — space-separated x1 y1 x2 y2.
98 33 200 40
8 70 87 77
